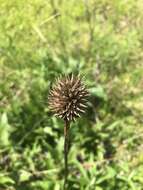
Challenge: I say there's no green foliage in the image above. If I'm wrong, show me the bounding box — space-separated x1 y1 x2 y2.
0 0 143 189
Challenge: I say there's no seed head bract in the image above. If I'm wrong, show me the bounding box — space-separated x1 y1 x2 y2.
48 74 89 122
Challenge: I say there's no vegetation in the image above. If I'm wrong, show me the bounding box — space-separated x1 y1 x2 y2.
0 0 143 189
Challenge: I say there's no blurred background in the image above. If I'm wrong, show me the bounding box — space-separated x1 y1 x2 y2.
0 0 143 189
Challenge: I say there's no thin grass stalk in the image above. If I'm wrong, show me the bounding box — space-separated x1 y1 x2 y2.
63 120 70 190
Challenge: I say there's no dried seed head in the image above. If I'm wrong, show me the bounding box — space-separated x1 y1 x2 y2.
48 74 89 122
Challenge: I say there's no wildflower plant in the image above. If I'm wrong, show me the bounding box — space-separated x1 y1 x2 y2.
49 74 89 189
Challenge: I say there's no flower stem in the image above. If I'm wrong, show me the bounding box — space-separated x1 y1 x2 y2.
64 120 70 190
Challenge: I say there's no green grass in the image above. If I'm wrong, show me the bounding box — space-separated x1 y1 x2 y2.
0 0 143 189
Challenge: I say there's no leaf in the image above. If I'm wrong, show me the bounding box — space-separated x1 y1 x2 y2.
0 175 15 185
96 167 116 184
19 170 32 182
54 183 60 190
89 86 107 101
0 113 11 146
107 120 121 130
75 161 90 184
44 127 54 136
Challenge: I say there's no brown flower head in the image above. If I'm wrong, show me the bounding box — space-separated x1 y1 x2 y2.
49 74 89 122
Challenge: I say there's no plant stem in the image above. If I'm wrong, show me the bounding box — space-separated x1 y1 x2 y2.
64 120 70 190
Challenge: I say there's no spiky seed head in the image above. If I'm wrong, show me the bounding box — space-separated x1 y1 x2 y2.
48 74 89 122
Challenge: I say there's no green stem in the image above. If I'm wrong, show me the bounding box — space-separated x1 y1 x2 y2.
63 120 70 190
